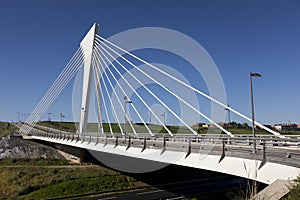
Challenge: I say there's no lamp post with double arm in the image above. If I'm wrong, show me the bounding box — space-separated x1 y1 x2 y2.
124 96 132 136
250 72 262 153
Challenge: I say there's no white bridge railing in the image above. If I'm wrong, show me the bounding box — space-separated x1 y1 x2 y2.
28 131 300 169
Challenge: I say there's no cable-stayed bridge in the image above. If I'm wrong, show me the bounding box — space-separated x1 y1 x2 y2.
18 23 300 185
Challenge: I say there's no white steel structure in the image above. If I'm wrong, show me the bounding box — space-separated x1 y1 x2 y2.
79 23 100 134
18 23 300 186
20 23 283 138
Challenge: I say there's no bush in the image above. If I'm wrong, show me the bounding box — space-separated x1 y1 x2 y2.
284 177 300 200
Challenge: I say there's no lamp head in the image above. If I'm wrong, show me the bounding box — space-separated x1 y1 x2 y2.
250 72 262 77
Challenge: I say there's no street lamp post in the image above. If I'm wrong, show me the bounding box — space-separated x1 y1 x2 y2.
17 112 20 123
250 72 262 153
60 113 65 134
161 112 166 125
124 96 132 135
224 105 230 128
48 112 52 122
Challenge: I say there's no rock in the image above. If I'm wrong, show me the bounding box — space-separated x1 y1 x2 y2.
0 135 65 159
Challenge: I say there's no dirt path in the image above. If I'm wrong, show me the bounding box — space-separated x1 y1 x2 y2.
0 164 100 169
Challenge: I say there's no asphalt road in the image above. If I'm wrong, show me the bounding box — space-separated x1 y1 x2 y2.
86 178 247 200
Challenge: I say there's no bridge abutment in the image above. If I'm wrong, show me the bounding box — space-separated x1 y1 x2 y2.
29 138 86 163
53 143 85 163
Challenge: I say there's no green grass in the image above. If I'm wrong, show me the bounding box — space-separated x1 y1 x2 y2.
0 158 145 199
38 121 77 132
0 121 18 138
227 128 300 135
37 121 219 135
278 130 300 135
37 121 300 135
283 177 300 200
0 158 72 166
22 175 135 199
227 128 268 135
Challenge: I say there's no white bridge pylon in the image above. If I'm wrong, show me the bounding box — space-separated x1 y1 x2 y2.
79 23 100 134
20 23 283 138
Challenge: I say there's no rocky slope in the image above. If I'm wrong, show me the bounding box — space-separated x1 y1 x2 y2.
0 135 65 159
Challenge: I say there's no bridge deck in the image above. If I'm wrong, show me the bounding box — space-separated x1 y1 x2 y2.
26 130 300 169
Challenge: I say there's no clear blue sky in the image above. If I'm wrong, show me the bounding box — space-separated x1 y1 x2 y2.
0 0 299 125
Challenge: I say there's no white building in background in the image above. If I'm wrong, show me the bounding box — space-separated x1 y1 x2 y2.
274 123 298 131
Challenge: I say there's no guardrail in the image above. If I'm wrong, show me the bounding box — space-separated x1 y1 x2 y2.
28 131 300 169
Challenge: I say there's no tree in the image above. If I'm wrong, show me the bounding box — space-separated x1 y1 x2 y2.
242 123 249 129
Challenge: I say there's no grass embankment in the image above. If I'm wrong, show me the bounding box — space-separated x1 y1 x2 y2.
226 128 300 135
37 121 300 135
37 121 233 134
0 158 145 199
38 121 77 133
0 122 18 138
